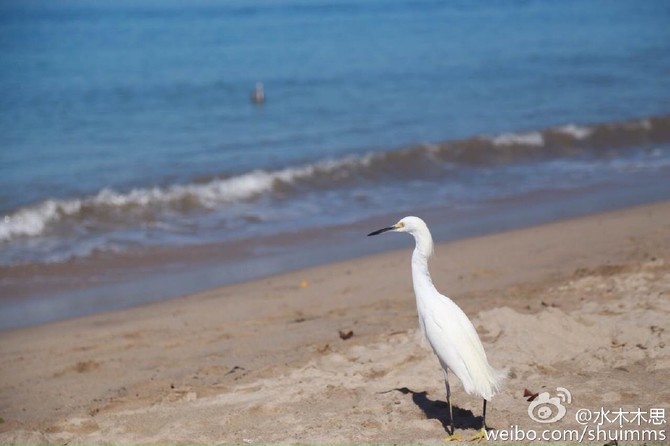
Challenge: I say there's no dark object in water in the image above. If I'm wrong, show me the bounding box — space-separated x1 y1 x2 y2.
251 82 265 104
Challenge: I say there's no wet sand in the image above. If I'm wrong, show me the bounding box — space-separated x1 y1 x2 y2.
1 201 669 444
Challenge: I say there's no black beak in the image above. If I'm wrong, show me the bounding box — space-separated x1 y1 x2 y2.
367 226 395 236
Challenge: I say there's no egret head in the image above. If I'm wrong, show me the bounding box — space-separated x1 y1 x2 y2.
367 216 426 236
367 216 434 257
368 217 433 258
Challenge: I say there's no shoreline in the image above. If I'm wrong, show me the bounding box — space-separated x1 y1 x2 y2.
1 199 669 443
2 177 669 330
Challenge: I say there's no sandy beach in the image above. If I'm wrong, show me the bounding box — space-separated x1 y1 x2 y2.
1 201 669 444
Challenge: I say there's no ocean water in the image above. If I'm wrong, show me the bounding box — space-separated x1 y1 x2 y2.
1 0 670 321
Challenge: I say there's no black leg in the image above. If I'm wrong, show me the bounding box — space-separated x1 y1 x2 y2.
469 399 488 440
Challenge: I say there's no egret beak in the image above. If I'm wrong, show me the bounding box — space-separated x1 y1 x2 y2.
367 225 396 236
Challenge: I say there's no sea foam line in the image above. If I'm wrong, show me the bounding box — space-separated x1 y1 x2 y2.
556 124 593 140
491 131 545 147
0 156 371 242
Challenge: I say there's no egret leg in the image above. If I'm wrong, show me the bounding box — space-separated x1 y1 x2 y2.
469 399 488 441
442 369 460 441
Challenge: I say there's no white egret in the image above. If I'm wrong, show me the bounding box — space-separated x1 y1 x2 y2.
368 216 505 439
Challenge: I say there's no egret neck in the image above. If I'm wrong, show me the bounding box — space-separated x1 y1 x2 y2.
410 225 435 288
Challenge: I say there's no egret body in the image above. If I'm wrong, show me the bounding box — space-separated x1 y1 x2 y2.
368 216 505 439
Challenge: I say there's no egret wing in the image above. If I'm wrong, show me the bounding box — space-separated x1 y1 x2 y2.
420 291 503 400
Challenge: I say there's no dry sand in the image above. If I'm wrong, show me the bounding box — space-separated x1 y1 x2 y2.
1 201 669 444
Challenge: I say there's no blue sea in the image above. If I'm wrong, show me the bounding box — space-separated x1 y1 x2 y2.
1 0 670 327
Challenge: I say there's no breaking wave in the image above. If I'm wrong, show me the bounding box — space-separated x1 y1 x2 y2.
2 114 669 242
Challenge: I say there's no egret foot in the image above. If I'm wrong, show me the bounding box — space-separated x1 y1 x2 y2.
469 427 487 441
443 432 461 442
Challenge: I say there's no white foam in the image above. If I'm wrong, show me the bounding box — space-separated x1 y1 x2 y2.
0 199 82 241
87 170 278 210
0 155 372 242
491 131 544 147
556 124 593 140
